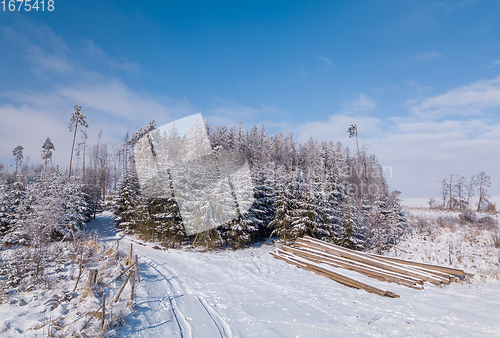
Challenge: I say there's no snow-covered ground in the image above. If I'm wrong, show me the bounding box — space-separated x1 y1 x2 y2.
402 195 500 208
2 210 500 337
85 211 500 337
0 225 134 336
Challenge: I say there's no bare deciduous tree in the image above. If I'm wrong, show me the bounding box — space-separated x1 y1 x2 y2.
476 171 491 211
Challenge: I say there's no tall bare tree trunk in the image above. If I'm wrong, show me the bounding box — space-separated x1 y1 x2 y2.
69 124 78 177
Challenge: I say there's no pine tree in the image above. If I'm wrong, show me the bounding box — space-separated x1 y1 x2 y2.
0 180 13 235
69 105 88 177
249 165 275 240
289 171 322 239
114 168 141 229
12 145 24 176
269 167 293 244
41 137 55 172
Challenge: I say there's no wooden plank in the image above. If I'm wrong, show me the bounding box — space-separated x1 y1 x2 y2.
363 252 465 277
282 246 424 290
296 238 447 285
283 245 417 286
271 251 399 298
292 245 425 284
302 235 465 277
300 238 455 284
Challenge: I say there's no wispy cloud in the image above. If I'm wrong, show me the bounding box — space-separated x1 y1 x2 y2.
319 56 334 69
0 20 197 166
491 60 500 67
83 39 140 72
414 51 442 60
296 77 500 198
410 76 500 118
206 101 281 130
431 0 477 12
341 94 376 114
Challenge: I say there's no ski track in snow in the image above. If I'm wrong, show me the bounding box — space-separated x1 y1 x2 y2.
85 211 500 338
85 212 232 338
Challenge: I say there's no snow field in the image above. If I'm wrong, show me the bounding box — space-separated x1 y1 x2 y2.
0 234 135 336
88 211 500 337
1 208 500 337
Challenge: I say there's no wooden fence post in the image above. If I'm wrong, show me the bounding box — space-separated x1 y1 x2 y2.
135 255 140 283
115 271 133 302
449 244 452 265
101 294 106 331
130 272 135 301
88 269 98 288
116 240 119 260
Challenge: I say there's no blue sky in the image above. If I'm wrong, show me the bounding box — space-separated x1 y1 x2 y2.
1 0 500 200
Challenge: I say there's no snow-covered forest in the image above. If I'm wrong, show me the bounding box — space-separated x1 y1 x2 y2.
114 120 409 252
1 109 499 337
1 110 408 253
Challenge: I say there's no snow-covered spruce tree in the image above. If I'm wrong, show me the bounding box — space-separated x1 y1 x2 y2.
289 170 323 239
388 190 408 242
268 167 294 244
338 191 366 250
225 212 256 249
248 165 275 240
319 170 344 244
61 175 90 234
5 180 31 245
0 179 14 236
368 190 392 253
114 168 141 229
135 193 185 247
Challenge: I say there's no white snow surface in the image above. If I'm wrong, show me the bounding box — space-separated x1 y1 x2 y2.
81 211 500 337
2 211 499 337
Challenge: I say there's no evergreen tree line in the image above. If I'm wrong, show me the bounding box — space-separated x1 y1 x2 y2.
114 122 408 252
0 105 120 247
0 104 408 252
0 172 90 246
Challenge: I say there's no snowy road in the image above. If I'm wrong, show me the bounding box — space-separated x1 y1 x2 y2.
85 212 232 338
86 212 500 338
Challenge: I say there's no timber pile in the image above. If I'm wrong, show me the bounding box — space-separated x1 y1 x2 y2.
271 236 470 298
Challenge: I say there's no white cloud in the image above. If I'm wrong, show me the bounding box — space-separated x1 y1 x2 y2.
341 94 376 114
205 101 282 131
83 39 140 72
0 81 199 168
411 76 500 118
414 51 442 60
491 60 500 67
296 76 500 198
0 20 200 167
319 56 334 68
298 114 383 144
298 113 500 198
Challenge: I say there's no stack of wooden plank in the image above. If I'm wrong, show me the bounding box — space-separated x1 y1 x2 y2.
270 236 469 298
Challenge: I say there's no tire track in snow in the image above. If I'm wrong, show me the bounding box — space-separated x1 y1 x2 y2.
197 295 233 338
140 255 232 338
141 257 193 338
86 212 232 337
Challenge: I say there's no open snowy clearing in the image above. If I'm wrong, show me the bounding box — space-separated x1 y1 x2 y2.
82 211 500 337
